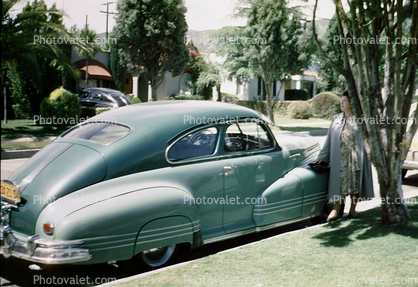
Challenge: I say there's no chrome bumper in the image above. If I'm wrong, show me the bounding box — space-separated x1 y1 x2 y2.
1 202 91 264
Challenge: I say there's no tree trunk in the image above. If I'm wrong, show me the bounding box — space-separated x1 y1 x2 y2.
85 58 89 88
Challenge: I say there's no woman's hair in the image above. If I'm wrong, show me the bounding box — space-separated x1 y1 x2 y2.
342 90 350 103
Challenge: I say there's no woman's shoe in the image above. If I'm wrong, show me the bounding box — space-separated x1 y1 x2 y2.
346 213 356 220
326 202 345 222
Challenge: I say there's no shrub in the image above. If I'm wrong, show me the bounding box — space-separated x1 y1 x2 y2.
81 107 96 119
236 100 267 115
285 89 309 101
95 107 112 115
131 97 141 104
12 104 32 119
288 101 312 119
274 101 292 116
222 93 239 103
167 94 204 100
308 92 341 119
40 87 81 127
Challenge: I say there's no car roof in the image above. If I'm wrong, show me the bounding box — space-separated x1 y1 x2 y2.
83 88 125 96
89 101 262 137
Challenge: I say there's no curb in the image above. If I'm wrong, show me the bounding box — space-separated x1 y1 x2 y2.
1 149 40 160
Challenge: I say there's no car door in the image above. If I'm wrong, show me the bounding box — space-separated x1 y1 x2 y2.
221 120 281 234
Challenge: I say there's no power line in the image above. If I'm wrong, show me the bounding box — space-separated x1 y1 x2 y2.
100 1 118 40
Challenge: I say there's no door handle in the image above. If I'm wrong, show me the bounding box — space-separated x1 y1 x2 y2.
224 165 237 171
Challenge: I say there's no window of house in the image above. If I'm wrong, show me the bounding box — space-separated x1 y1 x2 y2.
167 127 218 161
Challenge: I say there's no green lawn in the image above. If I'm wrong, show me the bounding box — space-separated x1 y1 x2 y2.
1 119 64 139
116 198 418 287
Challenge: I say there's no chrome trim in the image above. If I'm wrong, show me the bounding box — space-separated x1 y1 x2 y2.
203 215 320 245
0 225 91 264
402 160 418 170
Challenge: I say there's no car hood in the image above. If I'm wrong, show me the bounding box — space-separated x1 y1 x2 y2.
8 142 107 235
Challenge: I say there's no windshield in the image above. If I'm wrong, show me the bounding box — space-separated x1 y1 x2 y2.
61 123 130 144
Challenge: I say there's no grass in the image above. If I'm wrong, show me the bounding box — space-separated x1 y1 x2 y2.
116 198 418 287
1 120 64 151
1 119 64 139
1 140 53 151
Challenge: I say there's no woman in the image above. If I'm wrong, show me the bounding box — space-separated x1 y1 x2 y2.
314 91 374 222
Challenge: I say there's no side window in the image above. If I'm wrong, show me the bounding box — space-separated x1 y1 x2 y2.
91 93 100 100
167 127 218 161
224 121 273 153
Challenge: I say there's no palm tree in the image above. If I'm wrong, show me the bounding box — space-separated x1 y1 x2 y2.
71 25 100 88
1 0 79 123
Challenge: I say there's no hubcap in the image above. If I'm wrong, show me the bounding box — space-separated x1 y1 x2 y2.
141 245 176 267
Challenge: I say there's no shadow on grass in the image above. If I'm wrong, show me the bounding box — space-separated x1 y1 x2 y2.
1 125 66 139
279 126 329 132
313 201 418 248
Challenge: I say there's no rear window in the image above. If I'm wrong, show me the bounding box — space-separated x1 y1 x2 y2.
61 123 130 144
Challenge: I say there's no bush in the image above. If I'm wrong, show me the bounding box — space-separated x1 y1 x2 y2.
167 94 204 100
274 101 292 116
308 92 341 119
95 107 112 115
40 87 81 127
81 107 96 119
288 101 312 119
236 100 267 115
285 89 309 101
131 97 141 104
12 104 32 119
222 93 239 103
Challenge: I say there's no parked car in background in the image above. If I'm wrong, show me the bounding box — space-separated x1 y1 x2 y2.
402 103 418 178
79 88 132 108
1 101 328 270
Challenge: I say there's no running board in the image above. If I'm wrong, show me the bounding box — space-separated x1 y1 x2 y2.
203 213 320 245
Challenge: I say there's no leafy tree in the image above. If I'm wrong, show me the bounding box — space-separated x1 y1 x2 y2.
1 0 79 122
313 0 418 224
184 51 221 100
71 25 100 89
217 0 314 122
109 30 126 92
114 0 189 101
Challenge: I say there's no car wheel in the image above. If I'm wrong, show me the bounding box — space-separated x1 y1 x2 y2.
140 245 178 268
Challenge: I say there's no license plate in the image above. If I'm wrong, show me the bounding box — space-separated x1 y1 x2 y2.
1 181 20 203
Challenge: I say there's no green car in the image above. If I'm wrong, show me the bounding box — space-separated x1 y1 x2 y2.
1 101 328 269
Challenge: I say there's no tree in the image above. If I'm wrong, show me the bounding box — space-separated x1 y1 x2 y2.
313 0 418 224
1 0 79 121
71 25 100 89
109 30 126 92
114 0 189 101
218 0 314 123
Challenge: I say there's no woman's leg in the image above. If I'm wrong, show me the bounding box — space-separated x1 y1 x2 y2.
349 194 358 216
327 197 345 221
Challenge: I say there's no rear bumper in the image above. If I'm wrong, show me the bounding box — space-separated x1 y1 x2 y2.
1 202 91 264
1 226 92 264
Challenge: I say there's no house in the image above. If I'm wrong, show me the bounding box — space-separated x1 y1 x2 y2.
220 70 318 102
71 43 114 90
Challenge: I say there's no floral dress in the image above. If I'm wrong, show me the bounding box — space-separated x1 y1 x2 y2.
340 117 360 197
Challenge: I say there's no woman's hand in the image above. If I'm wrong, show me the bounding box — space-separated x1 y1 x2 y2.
311 159 322 164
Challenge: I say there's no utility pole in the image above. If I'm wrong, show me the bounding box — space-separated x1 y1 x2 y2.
100 2 117 41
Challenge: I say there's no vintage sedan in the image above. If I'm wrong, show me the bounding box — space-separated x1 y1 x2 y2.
1 101 328 269
79 88 132 108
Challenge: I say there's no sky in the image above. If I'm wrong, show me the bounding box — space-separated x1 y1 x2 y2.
11 0 338 34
